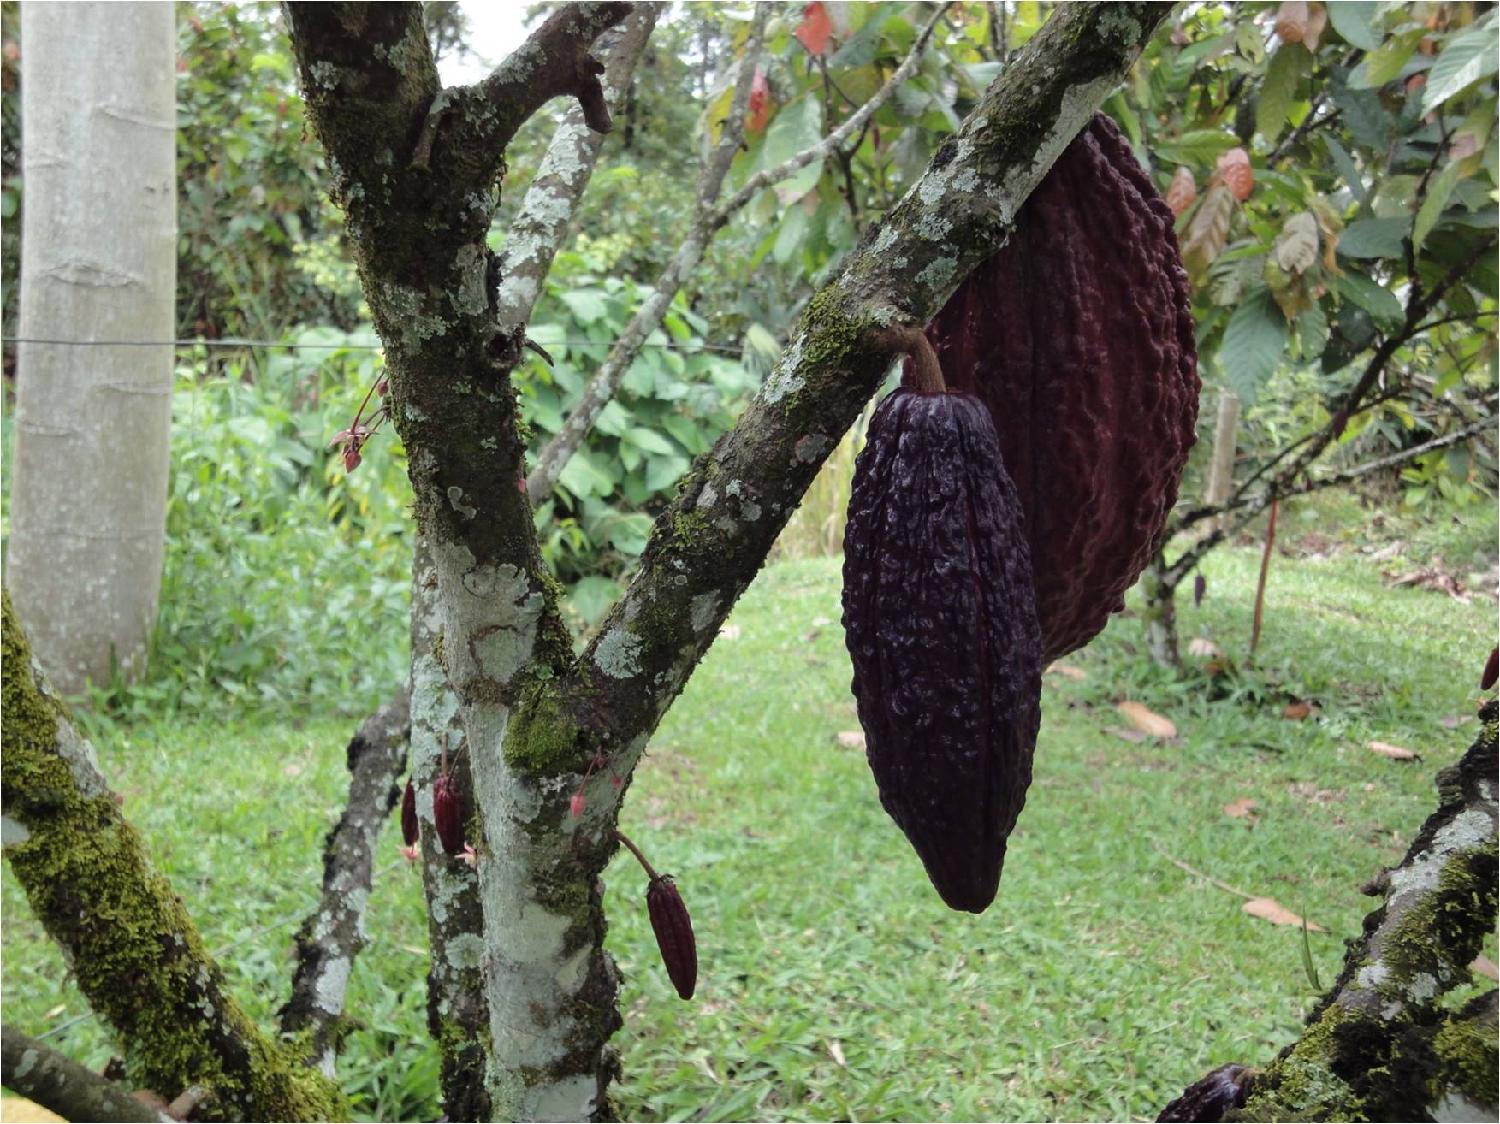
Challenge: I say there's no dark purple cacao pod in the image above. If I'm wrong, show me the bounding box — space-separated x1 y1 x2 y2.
646 875 697 1000
1157 1063 1255 1122
842 389 1043 913
432 774 464 856
916 114 1199 662
401 777 419 847
1482 646 1497 691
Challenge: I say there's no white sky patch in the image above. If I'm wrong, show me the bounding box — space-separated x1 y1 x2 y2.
438 3 536 87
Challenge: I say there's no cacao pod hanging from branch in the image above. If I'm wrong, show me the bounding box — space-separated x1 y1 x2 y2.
915 113 1200 662
843 330 1043 914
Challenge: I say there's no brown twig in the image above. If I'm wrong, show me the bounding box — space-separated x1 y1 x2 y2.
1248 497 1278 661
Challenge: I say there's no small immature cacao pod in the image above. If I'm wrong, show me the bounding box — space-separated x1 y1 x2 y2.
916 113 1199 662
432 774 464 856
401 777 419 847
1483 646 1498 691
645 875 697 1000
842 388 1043 914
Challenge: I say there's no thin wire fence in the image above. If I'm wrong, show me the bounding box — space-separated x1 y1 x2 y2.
1 335 748 356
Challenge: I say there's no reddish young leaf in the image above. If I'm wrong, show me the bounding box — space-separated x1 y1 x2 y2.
1215 147 1254 202
748 67 770 134
795 2 833 56
1166 165 1197 217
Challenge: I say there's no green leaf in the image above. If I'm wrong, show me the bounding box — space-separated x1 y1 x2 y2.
662 415 707 454
1413 161 1464 254
558 450 618 498
773 204 810 264
566 576 623 627
1152 129 1240 165
593 400 630 437
1257 44 1306 141
1348 29 1422 89
623 426 676 456
1219 288 1287 406
644 453 691 492
1337 216 1411 259
759 96 823 205
1322 135 1368 206
559 289 608 325
1326 2 1382 51
1423 15 1499 114
1296 306 1330 360
1336 272 1405 332
606 513 653 556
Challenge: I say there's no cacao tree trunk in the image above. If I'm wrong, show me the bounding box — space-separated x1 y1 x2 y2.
8 1 175 694
1141 549 1182 671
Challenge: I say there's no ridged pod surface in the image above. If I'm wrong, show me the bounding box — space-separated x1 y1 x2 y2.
842 389 1042 913
401 778 419 847
432 774 464 856
917 114 1199 661
646 875 697 1000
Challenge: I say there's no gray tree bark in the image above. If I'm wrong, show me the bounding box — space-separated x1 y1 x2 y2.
7 1 175 695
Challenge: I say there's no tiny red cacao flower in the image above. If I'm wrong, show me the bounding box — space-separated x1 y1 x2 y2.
646 875 697 1000
401 778 419 846
432 774 465 856
375 377 389 397
569 791 587 819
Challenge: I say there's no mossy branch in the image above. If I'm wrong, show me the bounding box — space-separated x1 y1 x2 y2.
0 591 348 1121
1162 702 1499 1122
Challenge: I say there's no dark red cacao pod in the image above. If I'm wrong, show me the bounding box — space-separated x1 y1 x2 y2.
842 389 1043 914
1157 1063 1255 1122
1482 646 1497 691
646 875 697 1000
401 777 419 847
432 774 464 856
916 113 1199 662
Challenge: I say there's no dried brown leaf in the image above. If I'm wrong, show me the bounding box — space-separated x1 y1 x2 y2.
1223 797 1258 819
827 1039 847 1067
835 730 865 750
1243 896 1325 931
1367 740 1418 761
1118 701 1178 739
1188 637 1221 658
1282 700 1312 720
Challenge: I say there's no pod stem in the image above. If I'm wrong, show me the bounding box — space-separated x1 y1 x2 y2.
614 829 661 882
874 324 947 394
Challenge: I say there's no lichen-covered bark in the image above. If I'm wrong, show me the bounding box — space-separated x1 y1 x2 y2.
0 591 347 1121
1163 703 1498 1122
289 4 1169 1118
542 1 1174 766
279 691 411 1076
409 537 491 1120
1141 550 1182 671
2 1026 170 1123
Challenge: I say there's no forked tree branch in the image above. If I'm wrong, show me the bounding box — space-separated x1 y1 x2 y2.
511 0 1175 804
526 5 771 497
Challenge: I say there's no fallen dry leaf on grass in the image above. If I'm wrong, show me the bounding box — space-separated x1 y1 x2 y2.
1187 637 1221 658
826 1039 846 1068
1047 663 1087 680
1243 897 1325 931
835 731 865 750
1471 954 1499 981
1367 740 1418 761
1117 701 1177 739
1281 700 1312 720
1223 798 1258 819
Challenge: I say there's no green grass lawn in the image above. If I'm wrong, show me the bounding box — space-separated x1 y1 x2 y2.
3 516 1496 1122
